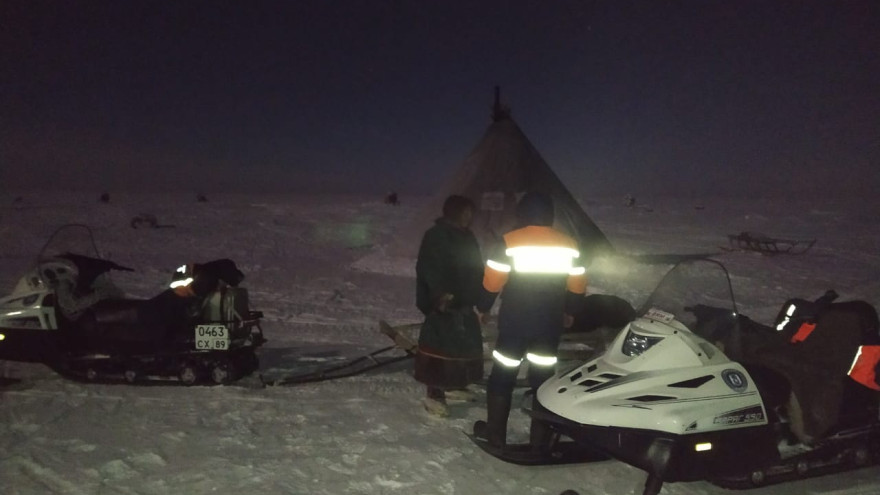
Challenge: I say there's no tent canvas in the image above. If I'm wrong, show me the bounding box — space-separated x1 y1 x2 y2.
391 93 614 265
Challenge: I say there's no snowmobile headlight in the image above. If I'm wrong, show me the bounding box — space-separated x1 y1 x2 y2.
695 442 712 452
621 330 663 357
0 333 5 341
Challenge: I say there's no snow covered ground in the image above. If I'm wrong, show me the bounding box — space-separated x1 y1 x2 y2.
1 191 879 495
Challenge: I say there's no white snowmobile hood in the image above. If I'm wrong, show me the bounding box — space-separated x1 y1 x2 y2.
538 315 768 435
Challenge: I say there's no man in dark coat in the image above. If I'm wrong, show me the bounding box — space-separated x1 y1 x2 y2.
415 195 485 416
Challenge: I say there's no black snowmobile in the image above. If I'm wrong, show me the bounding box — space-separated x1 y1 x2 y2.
479 259 880 495
0 224 265 385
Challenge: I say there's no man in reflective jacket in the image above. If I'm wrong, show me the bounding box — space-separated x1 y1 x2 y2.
474 192 587 449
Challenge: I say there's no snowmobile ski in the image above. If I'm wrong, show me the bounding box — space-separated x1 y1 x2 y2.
466 423 608 466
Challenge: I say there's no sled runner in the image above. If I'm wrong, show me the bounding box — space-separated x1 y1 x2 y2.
378 320 420 354
377 297 631 364
262 345 412 386
726 232 816 255
379 319 606 363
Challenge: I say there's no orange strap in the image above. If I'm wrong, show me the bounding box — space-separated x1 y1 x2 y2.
848 345 880 391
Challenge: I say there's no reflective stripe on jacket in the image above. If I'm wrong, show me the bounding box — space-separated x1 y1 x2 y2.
482 226 587 295
848 345 880 391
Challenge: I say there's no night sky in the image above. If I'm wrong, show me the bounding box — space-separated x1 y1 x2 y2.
2 1 878 197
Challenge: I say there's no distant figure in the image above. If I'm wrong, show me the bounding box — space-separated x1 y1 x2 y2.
415 195 484 417
13 196 23 207
624 194 636 208
384 191 400 206
131 213 159 229
197 193 208 203
99 192 111 204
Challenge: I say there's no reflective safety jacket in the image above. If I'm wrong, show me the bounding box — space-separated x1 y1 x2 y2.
848 345 880 391
478 225 587 326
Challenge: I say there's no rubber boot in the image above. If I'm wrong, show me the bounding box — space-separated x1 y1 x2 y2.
486 393 512 449
529 400 553 453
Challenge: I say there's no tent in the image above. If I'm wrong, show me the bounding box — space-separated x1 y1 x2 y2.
392 89 614 265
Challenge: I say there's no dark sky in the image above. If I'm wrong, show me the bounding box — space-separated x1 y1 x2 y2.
2 1 878 197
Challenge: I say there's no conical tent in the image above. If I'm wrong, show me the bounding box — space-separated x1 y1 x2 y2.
392 97 614 264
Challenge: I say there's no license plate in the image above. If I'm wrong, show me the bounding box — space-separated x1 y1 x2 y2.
645 307 675 324
195 324 230 350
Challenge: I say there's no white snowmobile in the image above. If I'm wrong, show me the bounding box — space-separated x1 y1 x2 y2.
0 224 265 385
529 258 880 495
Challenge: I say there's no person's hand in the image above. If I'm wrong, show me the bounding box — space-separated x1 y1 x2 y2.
433 293 454 313
474 307 487 326
563 313 574 329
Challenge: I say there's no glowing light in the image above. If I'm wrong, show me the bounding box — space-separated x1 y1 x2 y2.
0 333 5 341
169 277 194 289
776 303 797 330
486 259 511 272
695 442 712 452
492 350 522 367
176 264 187 274
5 311 23 316
526 353 558 366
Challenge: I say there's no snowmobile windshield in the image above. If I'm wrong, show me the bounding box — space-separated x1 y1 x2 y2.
37 224 101 263
637 259 738 341
34 224 103 286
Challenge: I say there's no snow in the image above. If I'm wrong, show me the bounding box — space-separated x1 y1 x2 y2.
1 191 879 495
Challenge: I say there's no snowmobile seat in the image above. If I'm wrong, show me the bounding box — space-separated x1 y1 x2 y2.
686 304 739 345
90 298 145 327
569 294 635 334
748 300 879 442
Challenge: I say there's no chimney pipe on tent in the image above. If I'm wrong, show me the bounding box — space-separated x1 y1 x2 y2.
492 85 511 122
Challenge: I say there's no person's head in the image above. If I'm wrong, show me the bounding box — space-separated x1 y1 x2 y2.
442 195 476 229
515 191 554 227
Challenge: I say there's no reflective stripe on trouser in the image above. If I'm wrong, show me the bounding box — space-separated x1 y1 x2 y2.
488 349 560 395
526 353 557 366
492 350 523 368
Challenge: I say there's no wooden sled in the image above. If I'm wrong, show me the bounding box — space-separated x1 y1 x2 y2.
130 213 175 229
726 232 816 255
